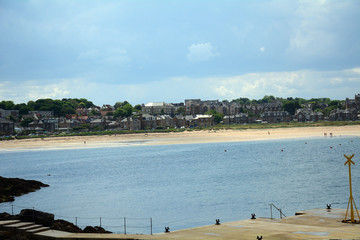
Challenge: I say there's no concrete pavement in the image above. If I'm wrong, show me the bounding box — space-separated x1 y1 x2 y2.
1 208 360 239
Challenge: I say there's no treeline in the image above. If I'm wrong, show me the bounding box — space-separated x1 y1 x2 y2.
0 98 94 117
0 98 144 120
0 95 345 119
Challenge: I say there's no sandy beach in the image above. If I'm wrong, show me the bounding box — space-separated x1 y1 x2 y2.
0 125 360 151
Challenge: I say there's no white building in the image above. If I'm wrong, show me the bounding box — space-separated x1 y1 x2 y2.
142 102 175 115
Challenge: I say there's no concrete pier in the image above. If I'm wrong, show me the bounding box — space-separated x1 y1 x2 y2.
1 208 359 239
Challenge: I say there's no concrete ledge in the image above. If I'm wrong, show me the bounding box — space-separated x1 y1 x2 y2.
0 220 20 226
1 221 35 230
26 226 51 233
2 209 359 239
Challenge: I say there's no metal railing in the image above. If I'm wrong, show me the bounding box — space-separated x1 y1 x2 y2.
0 204 153 235
269 203 286 219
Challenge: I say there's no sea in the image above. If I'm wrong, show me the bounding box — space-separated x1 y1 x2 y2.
0 135 359 234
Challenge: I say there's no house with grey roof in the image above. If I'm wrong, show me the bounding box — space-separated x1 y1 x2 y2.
140 114 157 130
0 109 19 118
223 113 248 125
329 108 358 121
0 118 14 135
261 111 291 123
187 114 213 128
120 117 141 130
156 115 174 129
295 109 324 122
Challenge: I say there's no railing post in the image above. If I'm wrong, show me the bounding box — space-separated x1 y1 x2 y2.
100 217 102 227
124 217 126 235
150 218 152 235
75 217 77 226
269 203 286 219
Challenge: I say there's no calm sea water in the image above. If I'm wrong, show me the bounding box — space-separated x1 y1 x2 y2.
0 136 359 234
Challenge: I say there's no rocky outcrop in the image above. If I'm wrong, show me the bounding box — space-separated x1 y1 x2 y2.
0 209 112 234
52 219 83 233
18 209 54 227
0 176 49 203
83 226 112 233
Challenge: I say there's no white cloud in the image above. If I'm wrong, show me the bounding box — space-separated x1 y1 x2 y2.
187 42 218 62
0 79 76 103
78 47 129 65
259 47 265 52
286 0 353 59
214 86 235 97
208 68 360 100
1 67 359 105
350 68 360 74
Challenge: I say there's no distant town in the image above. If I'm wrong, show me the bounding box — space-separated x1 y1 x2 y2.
0 94 359 136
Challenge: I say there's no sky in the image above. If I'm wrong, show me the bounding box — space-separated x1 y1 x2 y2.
0 0 359 106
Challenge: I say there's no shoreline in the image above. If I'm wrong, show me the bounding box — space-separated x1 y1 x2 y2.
1 125 360 151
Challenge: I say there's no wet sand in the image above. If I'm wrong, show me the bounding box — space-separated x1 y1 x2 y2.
1 125 359 151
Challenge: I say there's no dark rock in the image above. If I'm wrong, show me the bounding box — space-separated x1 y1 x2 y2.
0 176 49 203
83 226 112 233
0 212 15 220
52 219 83 233
18 209 54 227
1 208 112 235
83 226 96 233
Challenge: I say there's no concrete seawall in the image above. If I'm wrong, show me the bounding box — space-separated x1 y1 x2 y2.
1 208 358 239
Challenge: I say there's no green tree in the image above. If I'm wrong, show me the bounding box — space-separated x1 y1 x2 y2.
0 101 15 110
261 95 275 103
114 101 129 109
176 106 185 115
134 104 142 111
79 102 86 108
294 97 306 105
52 100 63 116
8 115 15 122
35 99 54 111
329 100 342 108
13 103 26 110
19 106 30 115
283 100 301 115
123 103 133 117
232 98 250 104
89 109 100 116
114 103 134 118
20 117 33 127
27 101 36 111
61 103 76 115
311 102 321 111
206 109 224 124
78 98 94 108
